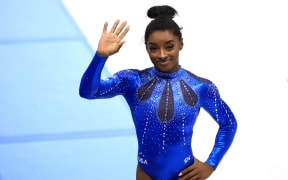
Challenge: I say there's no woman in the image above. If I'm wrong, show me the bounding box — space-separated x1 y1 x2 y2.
79 5 237 180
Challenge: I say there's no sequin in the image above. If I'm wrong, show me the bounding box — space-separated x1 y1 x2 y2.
79 53 237 179
180 79 198 106
137 78 157 101
158 80 174 121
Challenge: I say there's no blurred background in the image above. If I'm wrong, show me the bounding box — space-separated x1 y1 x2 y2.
0 0 288 179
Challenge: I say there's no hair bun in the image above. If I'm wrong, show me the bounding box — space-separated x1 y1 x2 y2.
147 5 178 19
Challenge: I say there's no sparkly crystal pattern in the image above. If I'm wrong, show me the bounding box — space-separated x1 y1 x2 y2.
79 53 237 179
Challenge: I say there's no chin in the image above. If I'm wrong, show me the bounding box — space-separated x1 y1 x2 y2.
157 68 173 73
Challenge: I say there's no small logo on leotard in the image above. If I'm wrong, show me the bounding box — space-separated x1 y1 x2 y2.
184 155 191 164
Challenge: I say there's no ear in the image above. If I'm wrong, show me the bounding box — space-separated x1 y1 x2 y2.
179 41 184 50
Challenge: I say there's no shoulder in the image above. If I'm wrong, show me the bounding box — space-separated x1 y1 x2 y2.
134 67 154 82
112 68 152 86
114 68 140 79
183 69 213 85
182 69 220 96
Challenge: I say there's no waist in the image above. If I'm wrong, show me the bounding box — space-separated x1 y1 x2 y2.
137 151 194 180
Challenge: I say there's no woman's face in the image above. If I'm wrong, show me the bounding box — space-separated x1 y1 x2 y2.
146 30 183 73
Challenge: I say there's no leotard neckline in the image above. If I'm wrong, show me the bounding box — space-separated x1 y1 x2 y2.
151 66 185 79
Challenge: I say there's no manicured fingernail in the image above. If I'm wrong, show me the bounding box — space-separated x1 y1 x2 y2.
178 172 182 176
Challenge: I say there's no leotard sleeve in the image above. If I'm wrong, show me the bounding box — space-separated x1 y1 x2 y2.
79 52 129 99
202 83 237 169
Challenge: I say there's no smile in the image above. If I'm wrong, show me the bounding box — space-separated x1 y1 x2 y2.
156 60 169 65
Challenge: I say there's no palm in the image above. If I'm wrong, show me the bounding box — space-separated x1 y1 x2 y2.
97 20 130 57
98 32 121 56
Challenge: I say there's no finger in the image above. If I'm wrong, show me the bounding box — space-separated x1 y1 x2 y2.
114 21 127 35
178 160 199 179
179 171 197 180
102 21 108 33
190 174 201 180
118 26 130 41
109 19 120 33
179 165 195 177
117 40 127 51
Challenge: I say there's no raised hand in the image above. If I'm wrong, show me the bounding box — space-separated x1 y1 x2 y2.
97 19 130 57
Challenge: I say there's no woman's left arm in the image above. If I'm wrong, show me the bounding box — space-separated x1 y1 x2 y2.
179 83 237 180
202 83 238 169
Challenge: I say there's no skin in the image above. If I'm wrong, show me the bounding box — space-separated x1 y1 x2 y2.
97 20 214 180
146 30 183 73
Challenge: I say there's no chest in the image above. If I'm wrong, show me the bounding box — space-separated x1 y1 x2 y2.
135 78 202 122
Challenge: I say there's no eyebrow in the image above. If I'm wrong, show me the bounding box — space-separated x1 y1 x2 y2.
147 40 175 45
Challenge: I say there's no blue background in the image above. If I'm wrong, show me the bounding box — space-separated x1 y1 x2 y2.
0 0 137 179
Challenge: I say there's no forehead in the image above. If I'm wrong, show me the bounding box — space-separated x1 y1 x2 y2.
147 30 179 44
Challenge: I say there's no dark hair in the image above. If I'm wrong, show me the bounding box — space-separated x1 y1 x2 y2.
144 5 183 45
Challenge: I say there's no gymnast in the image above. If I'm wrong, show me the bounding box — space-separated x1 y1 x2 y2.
79 5 237 180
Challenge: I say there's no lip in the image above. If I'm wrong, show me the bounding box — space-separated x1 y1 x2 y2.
156 60 169 66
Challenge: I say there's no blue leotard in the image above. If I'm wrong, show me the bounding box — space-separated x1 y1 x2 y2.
79 53 237 180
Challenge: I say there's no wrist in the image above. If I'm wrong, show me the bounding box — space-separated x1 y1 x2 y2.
204 162 215 171
96 51 109 58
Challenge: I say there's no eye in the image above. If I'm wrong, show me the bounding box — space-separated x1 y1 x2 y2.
148 46 158 52
166 44 174 50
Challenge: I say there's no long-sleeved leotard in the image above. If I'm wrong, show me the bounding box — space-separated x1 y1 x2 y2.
79 53 237 180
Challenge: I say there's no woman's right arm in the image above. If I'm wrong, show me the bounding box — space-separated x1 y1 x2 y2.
79 52 108 99
79 20 129 99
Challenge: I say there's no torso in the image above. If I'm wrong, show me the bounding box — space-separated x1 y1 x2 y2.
122 67 211 179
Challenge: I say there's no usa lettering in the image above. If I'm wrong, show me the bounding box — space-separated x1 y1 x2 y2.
138 156 148 165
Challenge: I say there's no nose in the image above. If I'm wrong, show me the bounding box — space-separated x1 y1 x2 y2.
159 49 167 59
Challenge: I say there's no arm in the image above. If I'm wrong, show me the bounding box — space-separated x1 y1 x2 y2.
79 52 110 99
179 83 237 180
203 83 237 169
79 20 130 99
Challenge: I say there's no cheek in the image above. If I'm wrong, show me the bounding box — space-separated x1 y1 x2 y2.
149 57 157 65
147 52 157 61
